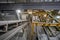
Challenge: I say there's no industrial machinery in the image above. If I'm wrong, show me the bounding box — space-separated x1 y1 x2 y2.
0 0 60 40
30 9 60 40
0 10 31 40
0 9 60 40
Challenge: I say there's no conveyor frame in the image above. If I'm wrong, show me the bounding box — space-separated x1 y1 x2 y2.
0 22 28 40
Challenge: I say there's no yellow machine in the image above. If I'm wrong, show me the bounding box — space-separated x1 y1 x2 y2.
31 10 60 37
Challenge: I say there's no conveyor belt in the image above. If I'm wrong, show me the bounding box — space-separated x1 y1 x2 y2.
37 26 48 40
0 20 27 32
0 23 28 40
47 13 60 34
37 26 45 39
37 12 60 40
54 26 60 31
0 22 25 36
37 26 45 34
43 27 53 37
48 27 59 36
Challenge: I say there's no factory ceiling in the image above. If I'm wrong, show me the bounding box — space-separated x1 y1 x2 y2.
0 2 60 10
0 0 60 3
0 0 31 3
0 0 60 10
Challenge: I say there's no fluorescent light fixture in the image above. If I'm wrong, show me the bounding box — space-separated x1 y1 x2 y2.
16 9 21 13
56 16 60 18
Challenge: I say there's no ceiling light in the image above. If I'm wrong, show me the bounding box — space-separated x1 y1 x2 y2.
16 10 21 13
56 16 60 18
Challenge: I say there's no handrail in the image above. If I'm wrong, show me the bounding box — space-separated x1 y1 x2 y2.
0 22 28 40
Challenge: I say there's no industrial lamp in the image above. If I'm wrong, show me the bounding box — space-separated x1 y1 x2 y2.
16 9 21 13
